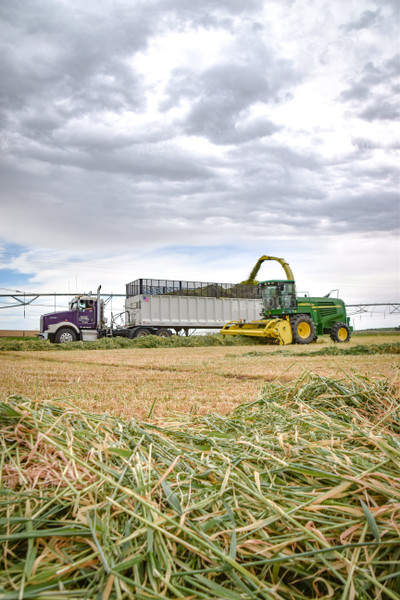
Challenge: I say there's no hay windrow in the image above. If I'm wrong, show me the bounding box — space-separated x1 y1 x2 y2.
238 342 400 358
0 334 262 352
1 335 399 355
1 373 400 599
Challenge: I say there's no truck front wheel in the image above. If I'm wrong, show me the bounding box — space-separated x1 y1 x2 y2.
55 328 78 343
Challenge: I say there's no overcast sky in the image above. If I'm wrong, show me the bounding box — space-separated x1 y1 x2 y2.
0 0 399 329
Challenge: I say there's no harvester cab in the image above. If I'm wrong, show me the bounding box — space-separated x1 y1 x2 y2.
259 280 297 315
220 255 352 345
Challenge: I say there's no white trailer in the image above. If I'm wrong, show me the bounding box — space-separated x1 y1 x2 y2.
125 294 263 336
122 278 263 337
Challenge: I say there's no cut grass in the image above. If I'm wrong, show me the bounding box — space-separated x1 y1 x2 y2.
0 341 399 419
1 331 399 352
1 372 399 599
0 334 262 352
240 342 400 357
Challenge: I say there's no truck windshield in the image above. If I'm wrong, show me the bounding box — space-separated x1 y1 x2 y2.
69 299 87 311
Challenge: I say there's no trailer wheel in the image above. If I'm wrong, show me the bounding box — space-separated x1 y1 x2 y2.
156 328 172 338
290 315 316 344
133 328 151 338
55 328 77 344
330 322 351 343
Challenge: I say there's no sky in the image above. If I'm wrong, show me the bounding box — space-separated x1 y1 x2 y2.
0 0 399 331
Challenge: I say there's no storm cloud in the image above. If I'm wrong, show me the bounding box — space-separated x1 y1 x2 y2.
0 0 399 313
338 54 399 122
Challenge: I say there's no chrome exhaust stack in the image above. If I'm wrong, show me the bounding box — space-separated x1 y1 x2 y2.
97 285 102 329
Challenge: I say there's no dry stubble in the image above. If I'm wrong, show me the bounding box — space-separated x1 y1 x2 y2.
0 335 399 419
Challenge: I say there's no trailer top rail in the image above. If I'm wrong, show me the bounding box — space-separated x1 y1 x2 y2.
125 279 260 299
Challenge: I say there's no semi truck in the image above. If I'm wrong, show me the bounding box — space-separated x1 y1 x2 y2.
39 279 263 343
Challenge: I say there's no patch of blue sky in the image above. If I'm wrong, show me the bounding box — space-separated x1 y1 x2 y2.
0 242 38 291
0 269 35 292
0 241 30 260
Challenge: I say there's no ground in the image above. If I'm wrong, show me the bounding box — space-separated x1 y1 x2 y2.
0 332 398 420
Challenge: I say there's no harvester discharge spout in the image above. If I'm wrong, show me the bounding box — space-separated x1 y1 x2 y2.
241 255 295 285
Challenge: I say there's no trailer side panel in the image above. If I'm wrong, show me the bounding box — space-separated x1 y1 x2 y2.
125 295 263 329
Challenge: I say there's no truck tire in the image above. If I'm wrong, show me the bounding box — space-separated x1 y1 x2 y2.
55 328 78 343
133 328 151 338
330 322 351 343
290 315 316 344
156 328 172 338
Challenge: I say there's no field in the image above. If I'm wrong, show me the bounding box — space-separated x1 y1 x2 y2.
1 332 400 599
0 332 399 419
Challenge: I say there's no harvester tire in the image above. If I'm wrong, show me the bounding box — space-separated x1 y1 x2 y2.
330 322 351 343
290 315 316 344
55 328 77 343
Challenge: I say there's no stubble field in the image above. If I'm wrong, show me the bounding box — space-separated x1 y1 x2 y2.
1 331 400 599
1 332 398 419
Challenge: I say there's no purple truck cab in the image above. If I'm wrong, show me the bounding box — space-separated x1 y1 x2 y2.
39 287 104 343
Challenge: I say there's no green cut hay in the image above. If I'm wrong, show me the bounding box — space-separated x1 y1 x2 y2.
0 372 399 599
239 342 400 358
0 334 262 352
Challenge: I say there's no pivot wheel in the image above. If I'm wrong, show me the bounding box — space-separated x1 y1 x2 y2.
156 328 172 338
290 315 316 344
55 328 77 343
133 328 151 338
330 322 351 343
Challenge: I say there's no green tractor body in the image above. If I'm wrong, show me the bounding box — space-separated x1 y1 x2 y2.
259 279 352 343
220 256 353 344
